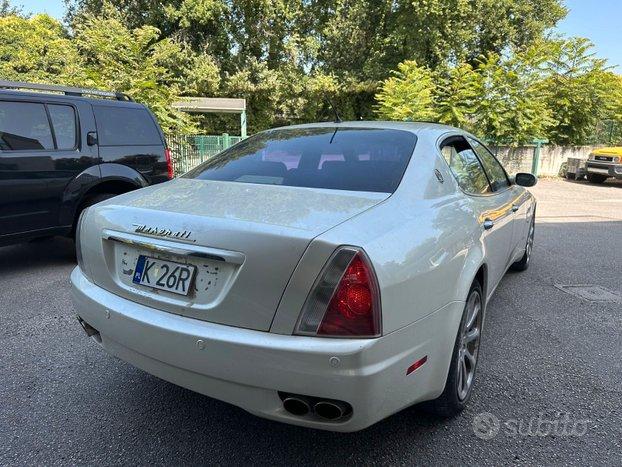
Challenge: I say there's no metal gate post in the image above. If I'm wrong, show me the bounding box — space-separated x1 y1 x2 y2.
240 110 247 138
531 138 548 176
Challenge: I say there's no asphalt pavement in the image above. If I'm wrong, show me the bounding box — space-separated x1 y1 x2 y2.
1 178 621 465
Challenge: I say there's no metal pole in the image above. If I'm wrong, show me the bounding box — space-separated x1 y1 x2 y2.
531 143 541 176
240 110 247 138
530 138 548 176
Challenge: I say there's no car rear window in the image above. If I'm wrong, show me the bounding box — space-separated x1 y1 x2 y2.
185 127 417 193
93 105 162 146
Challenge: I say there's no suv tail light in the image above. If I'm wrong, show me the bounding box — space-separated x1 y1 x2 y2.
295 247 381 338
164 147 174 179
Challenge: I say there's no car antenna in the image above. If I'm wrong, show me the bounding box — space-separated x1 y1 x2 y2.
325 96 341 124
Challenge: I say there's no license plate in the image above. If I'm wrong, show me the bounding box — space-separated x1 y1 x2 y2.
132 255 196 296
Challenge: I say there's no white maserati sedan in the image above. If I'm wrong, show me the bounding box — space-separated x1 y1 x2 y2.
71 122 537 432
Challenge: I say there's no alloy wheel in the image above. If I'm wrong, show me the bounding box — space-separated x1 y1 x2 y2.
457 290 482 401
525 218 535 263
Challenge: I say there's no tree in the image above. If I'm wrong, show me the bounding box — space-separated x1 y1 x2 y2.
0 8 212 132
471 48 554 145
65 0 569 132
375 61 436 121
374 44 556 144
543 37 616 145
433 63 479 128
0 0 22 17
0 14 85 83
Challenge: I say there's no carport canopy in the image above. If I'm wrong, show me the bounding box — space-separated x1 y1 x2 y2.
172 97 247 137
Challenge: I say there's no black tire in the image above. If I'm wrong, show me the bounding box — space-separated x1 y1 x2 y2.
586 173 608 184
510 213 535 272
426 281 484 417
71 193 117 237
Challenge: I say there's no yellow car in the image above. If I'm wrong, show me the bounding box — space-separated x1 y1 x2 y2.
586 147 622 183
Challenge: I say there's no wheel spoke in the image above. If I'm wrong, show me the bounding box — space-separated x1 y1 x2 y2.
457 354 464 392
464 348 476 367
460 357 468 391
464 327 479 344
466 301 480 330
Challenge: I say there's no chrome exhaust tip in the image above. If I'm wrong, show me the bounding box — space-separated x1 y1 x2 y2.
314 400 350 421
282 396 311 416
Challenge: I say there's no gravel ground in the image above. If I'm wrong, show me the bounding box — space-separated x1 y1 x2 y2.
1 178 621 465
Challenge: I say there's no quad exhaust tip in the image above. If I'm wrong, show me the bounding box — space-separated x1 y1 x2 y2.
282 396 311 416
313 401 349 421
279 392 352 421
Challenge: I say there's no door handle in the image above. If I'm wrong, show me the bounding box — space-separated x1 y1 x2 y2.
483 219 494 230
511 204 519 212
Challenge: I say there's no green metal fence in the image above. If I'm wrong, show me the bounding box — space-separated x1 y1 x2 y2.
166 133 244 176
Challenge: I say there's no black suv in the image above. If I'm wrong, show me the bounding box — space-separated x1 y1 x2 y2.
0 80 172 246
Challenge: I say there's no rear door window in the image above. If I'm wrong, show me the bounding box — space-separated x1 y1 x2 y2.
48 104 77 150
440 137 491 195
468 137 510 191
93 106 162 146
185 127 417 193
0 101 54 150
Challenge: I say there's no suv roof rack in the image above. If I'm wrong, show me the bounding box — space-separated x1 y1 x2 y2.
0 80 133 101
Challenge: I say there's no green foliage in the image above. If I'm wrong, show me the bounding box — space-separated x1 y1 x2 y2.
433 63 479 128
375 61 437 121
62 0 570 135
1 0 621 144
0 0 21 16
375 38 622 145
542 38 616 145
0 14 84 83
0 8 211 132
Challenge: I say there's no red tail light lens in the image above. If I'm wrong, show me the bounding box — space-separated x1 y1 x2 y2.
164 147 174 179
295 247 381 338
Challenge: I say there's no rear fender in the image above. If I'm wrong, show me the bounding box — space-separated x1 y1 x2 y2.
456 245 487 306
59 163 147 226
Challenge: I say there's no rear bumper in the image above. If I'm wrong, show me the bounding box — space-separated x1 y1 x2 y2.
70 267 462 432
586 161 622 179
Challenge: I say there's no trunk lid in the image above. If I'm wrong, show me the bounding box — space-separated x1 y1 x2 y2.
84 179 388 331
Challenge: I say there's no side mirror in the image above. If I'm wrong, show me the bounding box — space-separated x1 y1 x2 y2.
87 132 98 146
515 172 537 187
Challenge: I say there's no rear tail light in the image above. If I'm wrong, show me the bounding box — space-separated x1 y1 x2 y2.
295 247 381 338
164 147 174 179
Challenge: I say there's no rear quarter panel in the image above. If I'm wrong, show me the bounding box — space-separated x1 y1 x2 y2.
271 134 487 335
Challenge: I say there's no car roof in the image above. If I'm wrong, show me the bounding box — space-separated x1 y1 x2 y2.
270 120 469 139
0 88 146 109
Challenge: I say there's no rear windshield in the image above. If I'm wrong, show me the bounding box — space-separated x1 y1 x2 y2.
93 105 162 146
185 127 417 193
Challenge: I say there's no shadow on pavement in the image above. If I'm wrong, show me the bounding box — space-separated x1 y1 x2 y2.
0 236 76 276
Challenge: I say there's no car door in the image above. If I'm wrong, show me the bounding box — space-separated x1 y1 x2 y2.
440 136 515 294
0 99 86 237
467 137 528 263
0 99 58 235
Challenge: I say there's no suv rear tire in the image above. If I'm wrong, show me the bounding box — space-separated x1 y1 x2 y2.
72 193 117 237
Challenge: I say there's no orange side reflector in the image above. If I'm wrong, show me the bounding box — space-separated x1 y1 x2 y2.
406 355 428 375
